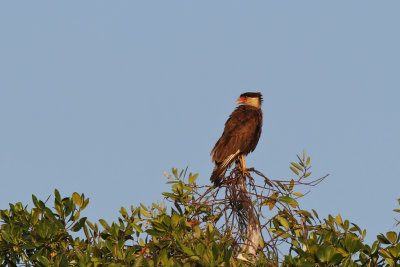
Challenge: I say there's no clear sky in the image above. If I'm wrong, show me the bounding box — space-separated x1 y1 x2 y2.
1 1 399 244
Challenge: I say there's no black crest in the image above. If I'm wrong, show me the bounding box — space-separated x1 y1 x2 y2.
240 92 263 103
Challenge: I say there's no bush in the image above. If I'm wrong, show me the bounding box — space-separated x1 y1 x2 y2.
1 154 400 266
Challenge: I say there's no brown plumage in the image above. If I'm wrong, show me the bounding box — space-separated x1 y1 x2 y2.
210 92 263 186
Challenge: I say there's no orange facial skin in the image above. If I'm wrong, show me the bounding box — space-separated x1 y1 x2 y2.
239 96 247 103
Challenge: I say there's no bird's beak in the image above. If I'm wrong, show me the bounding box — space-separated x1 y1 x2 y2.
236 98 241 105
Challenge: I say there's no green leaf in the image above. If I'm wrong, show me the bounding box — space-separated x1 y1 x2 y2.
312 209 319 220
280 233 291 239
293 192 303 197
73 211 80 222
291 239 300 247
83 225 90 239
278 196 298 206
188 255 200 262
172 168 178 178
171 213 180 228
289 179 295 191
343 220 349 231
330 253 344 264
350 223 362 234
325 246 335 262
132 223 144 233
386 231 397 244
120 207 128 218
99 219 110 230
32 209 40 224
146 229 162 237
140 207 151 218
133 256 143 267
71 217 87 232
276 216 290 230
377 234 391 245
335 214 343 226
362 229 367 239
296 210 312 218
371 240 379 252
258 236 265 247
181 246 194 256
194 225 201 238
1 230 12 243
188 173 199 185
44 207 56 221
72 192 82 207
316 246 327 262
81 198 89 209
162 192 177 200
38 255 51 265
379 247 392 259
389 246 400 258
290 166 299 175
32 194 40 209
87 220 97 232
291 162 303 172
54 189 61 203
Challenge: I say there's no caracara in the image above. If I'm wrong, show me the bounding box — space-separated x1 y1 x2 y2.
210 92 263 186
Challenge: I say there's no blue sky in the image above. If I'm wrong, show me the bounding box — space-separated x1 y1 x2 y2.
1 1 399 243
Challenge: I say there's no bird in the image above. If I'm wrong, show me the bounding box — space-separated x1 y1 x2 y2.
210 92 263 187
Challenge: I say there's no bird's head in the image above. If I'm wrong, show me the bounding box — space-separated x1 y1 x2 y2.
236 92 263 108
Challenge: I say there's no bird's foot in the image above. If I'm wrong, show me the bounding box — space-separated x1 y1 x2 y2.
239 154 251 178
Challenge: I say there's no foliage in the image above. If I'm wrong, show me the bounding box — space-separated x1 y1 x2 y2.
1 154 400 266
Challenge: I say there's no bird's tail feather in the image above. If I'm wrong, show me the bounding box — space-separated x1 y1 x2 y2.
210 150 240 187
210 165 226 187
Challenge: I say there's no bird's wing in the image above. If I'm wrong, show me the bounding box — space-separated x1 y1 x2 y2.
211 106 262 163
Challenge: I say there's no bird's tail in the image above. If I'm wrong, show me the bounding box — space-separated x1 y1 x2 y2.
210 164 227 187
210 151 240 187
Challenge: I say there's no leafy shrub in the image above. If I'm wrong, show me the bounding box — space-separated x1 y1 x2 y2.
1 155 400 266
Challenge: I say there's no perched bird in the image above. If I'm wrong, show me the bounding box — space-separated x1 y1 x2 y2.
210 92 263 186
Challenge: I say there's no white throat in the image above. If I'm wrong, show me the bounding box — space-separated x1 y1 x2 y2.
244 97 261 108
